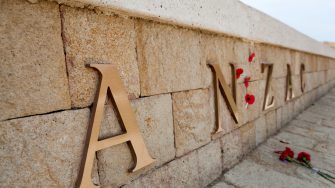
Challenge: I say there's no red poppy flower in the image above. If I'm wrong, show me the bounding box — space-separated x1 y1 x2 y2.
236 68 244 79
277 147 294 161
248 53 255 62
244 76 251 88
297 152 311 162
245 94 255 105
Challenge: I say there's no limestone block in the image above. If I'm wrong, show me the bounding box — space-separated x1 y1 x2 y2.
254 116 266 145
231 40 262 82
258 45 289 78
0 109 91 187
304 72 315 92
317 71 326 85
317 57 329 71
201 35 231 84
172 89 213 157
220 129 243 170
240 122 256 154
197 141 222 187
292 75 302 97
265 110 277 136
96 94 175 187
61 6 139 107
293 97 303 115
237 80 264 123
125 141 221 188
303 54 318 73
0 0 71 120
125 150 200 188
212 182 236 188
272 77 286 108
137 20 211 96
276 107 283 129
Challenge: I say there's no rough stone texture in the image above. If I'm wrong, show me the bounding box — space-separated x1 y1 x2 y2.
220 129 243 170
0 109 90 187
212 88 335 188
172 89 213 157
136 20 211 96
265 110 277 136
254 116 266 145
197 141 222 187
240 122 256 154
61 6 140 107
224 80 265 128
212 181 236 188
125 149 200 188
125 141 221 188
276 107 283 129
0 0 71 120
224 160 316 188
96 94 175 187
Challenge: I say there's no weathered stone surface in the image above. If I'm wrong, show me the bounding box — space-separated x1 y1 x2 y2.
0 109 90 187
271 76 286 108
125 149 200 188
197 141 222 187
137 20 211 96
0 0 71 120
245 80 264 122
216 87 335 187
224 160 316 188
125 141 221 188
265 110 277 136
220 129 243 170
97 94 175 187
276 107 283 129
61 6 140 107
254 116 266 145
231 80 265 127
212 181 236 188
273 131 317 150
240 122 256 154
172 89 213 156
258 45 290 78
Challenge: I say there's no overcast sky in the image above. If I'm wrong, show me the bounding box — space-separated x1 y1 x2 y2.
240 0 335 42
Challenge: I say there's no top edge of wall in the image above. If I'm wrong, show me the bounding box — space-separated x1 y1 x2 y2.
51 0 335 58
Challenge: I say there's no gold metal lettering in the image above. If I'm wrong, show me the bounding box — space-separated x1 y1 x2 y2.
76 64 154 188
300 64 306 92
286 64 295 101
261 64 275 110
208 63 239 134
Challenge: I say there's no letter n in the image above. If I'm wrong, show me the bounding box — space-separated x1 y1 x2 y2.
76 64 154 188
208 63 239 134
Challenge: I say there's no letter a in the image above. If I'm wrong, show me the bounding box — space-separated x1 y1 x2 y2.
76 64 154 188
208 63 239 134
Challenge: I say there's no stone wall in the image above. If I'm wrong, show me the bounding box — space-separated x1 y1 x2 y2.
1 0 335 187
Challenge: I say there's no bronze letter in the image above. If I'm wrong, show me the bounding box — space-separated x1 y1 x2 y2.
76 64 154 188
208 63 239 134
261 64 275 110
286 64 295 101
300 64 306 92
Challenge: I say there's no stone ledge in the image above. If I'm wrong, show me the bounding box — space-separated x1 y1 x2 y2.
44 0 335 58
